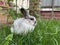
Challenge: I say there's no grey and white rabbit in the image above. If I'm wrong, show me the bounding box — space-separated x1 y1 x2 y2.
11 8 37 34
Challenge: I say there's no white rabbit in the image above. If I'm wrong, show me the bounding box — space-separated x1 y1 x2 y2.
11 8 37 34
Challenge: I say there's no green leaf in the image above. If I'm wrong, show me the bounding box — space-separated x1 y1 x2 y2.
0 34 13 45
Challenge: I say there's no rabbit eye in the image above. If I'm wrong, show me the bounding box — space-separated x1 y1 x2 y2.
30 18 34 20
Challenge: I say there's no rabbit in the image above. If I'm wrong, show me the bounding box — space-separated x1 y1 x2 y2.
11 8 37 34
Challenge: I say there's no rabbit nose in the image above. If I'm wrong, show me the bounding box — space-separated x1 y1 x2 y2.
33 21 36 26
35 21 36 24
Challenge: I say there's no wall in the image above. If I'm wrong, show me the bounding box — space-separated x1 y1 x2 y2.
40 11 60 19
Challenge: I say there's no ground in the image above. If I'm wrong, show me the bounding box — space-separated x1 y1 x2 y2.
0 19 60 45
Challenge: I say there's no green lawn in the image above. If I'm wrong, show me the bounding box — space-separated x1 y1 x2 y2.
0 19 60 45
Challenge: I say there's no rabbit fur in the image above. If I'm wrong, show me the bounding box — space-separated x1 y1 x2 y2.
11 8 37 34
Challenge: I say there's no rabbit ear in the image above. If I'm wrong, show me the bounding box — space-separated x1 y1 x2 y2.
20 8 30 18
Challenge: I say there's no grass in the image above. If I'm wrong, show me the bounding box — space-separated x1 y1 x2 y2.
0 19 60 45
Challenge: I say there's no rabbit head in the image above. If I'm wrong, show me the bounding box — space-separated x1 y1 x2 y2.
20 8 37 26
28 15 37 26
